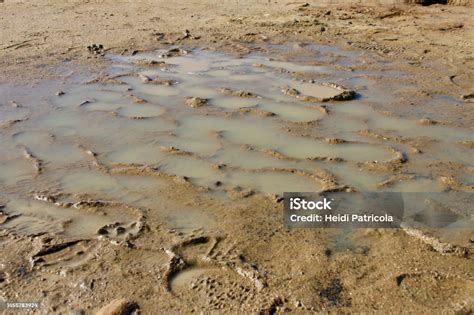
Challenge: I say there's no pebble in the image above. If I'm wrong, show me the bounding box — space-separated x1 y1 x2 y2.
96 298 139 315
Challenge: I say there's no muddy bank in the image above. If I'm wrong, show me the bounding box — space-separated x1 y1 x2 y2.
0 0 473 314
0 44 472 314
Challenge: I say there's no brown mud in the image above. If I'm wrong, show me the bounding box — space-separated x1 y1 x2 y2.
0 0 473 314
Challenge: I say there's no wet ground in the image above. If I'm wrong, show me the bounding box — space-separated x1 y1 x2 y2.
0 42 473 313
1 46 472 236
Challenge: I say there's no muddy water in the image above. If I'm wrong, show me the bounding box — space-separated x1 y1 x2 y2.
1 48 473 239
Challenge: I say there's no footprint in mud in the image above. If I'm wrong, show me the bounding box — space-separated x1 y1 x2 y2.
1 193 146 243
164 236 270 311
32 239 100 274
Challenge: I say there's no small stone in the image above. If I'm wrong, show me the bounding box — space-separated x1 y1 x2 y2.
220 88 258 98
85 150 97 157
159 48 188 58
418 117 437 125
96 298 139 315
281 87 299 97
9 100 20 108
185 97 208 108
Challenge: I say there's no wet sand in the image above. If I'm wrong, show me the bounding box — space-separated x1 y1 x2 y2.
0 1 473 314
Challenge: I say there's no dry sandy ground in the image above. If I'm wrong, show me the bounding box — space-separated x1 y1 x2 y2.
0 0 473 314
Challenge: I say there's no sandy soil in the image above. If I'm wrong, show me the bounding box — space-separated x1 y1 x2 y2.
0 0 473 314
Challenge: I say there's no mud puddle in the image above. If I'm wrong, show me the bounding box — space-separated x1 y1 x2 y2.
1 47 473 239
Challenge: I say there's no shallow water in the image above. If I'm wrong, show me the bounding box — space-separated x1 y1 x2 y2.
175 115 395 162
1 47 473 238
